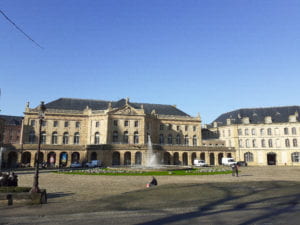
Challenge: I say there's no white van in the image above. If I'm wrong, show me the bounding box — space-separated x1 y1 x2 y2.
85 160 102 168
222 158 237 166
193 159 208 167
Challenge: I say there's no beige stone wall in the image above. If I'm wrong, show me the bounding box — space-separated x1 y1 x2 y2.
208 121 300 166
3 102 231 168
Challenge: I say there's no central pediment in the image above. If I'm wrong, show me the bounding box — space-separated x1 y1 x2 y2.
109 105 143 115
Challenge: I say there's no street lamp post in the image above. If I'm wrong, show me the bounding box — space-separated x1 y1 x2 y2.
30 101 46 193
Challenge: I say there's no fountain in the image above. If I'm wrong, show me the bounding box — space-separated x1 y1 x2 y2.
145 135 160 167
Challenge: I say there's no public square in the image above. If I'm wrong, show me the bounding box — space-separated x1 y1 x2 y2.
1 166 300 225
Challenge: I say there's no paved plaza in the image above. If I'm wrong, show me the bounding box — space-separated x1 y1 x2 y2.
1 166 300 225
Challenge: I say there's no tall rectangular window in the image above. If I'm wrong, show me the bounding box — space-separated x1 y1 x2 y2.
134 121 138 127
185 125 188 131
30 120 35 126
76 122 80 128
113 120 118 126
53 121 58 127
160 124 164 130
64 121 69 127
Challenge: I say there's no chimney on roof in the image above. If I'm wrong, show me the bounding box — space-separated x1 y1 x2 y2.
126 97 129 105
108 102 112 110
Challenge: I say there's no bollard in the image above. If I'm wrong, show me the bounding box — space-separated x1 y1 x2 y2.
7 194 13 206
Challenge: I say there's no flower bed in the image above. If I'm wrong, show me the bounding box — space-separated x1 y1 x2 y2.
56 167 232 176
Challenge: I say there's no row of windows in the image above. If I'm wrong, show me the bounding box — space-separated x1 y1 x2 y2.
222 127 298 137
238 138 298 148
158 134 197 146
159 124 197 132
113 120 139 127
244 152 300 163
31 120 81 128
112 131 139 144
29 131 80 145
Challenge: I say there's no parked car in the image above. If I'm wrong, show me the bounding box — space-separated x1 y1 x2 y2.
221 157 237 166
70 162 82 168
85 160 102 168
193 159 208 167
237 161 248 167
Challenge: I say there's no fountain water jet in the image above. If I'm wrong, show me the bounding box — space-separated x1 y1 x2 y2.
145 135 160 167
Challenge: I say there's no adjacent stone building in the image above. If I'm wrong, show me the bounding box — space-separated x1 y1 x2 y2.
203 106 300 166
3 98 234 168
0 115 23 168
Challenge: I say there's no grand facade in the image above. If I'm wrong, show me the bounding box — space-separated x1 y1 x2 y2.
203 106 300 166
1 98 233 168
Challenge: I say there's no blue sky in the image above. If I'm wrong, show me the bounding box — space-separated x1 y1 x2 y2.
1 0 299 124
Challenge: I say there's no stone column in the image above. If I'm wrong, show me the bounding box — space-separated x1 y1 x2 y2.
214 152 219 166
131 151 135 165
205 152 210 163
120 151 124 165
179 152 183 165
30 151 35 167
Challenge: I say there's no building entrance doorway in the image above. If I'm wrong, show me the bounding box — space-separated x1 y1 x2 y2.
267 152 276 165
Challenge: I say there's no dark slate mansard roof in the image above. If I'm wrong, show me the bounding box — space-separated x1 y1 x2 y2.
0 115 23 125
212 106 300 126
43 98 191 117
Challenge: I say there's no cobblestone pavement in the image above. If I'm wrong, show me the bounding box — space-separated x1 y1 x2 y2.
16 166 300 202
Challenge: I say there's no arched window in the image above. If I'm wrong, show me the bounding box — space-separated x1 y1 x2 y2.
94 132 100 144
291 152 300 162
134 132 139 144
193 135 197 146
267 128 272 135
251 129 256 136
260 129 265 136
41 131 46 144
123 131 128 144
74 132 80 144
268 139 273 148
167 134 172 145
252 139 257 148
245 129 249 135
29 130 35 144
176 134 181 145
285 139 290 147
63 132 69 144
261 139 266 147
244 152 253 162
112 131 118 143
159 134 164 144
293 139 298 147
292 127 297 135
184 135 189 145
52 132 58 144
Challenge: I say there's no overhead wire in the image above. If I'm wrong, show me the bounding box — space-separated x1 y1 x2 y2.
0 9 44 49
